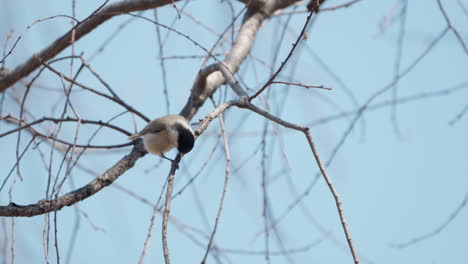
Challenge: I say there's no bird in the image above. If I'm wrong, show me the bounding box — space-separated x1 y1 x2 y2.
128 115 195 163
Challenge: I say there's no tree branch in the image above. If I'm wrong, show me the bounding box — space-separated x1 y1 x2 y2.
0 0 177 93
0 140 147 217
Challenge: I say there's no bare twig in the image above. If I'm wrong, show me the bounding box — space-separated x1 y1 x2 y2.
437 0 468 56
73 205 106 233
0 115 132 138
250 6 316 100
154 10 171 114
390 191 468 248
1 218 8 263
275 0 363 16
53 211 60 264
160 53 224 60
41 61 149 122
10 218 15 264
320 0 363 11
172 133 222 199
201 100 232 263
222 237 324 255
459 0 468 18
138 175 169 264
0 15 79 65
0 135 37 192
0 0 178 93
1 29 14 69
391 0 408 137
449 102 468 125
271 81 332 90
43 214 50 264
161 155 182 264
307 81 468 127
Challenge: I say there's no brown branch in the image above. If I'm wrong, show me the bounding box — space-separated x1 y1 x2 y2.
1 115 132 149
0 0 177 93
180 1 291 120
0 140 147 217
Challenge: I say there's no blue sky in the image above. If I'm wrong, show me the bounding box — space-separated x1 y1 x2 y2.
1 0 468 263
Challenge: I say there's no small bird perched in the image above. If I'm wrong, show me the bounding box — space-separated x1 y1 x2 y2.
128 115 195 163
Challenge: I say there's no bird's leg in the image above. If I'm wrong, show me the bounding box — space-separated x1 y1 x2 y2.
161 153 179 169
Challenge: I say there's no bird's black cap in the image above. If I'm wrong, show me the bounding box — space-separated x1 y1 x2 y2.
176 124 195 154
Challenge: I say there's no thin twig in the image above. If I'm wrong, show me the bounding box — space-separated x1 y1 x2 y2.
250 7 316 100
154 10 171 114
0 15 79 65
41 61 149 122
390 0 408 137
138 175 169 264
53 210 60 264
437 0 468 55
390 191 468 248
162 154 182 264
172 133 222 199
0 115 132 138
201 100 232 263
271 81 332 90
449 102 468 125
275 0 363 16
10 218 15 264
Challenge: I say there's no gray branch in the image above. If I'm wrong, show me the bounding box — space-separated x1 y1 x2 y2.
0 0 177 93
0 140 147 217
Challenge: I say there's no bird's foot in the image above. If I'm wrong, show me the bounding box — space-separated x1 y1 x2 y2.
161 154 179 170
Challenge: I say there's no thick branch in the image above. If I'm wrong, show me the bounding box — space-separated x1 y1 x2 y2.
0 140 147 217
180 0 301 119
0 0 176 93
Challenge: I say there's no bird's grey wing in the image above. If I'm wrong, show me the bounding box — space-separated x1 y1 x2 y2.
128 118 168 140
137 118 167 136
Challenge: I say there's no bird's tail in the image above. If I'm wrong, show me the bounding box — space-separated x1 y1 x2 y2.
128 133 141 140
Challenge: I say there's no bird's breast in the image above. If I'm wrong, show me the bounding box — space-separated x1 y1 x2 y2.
143 131 176 156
